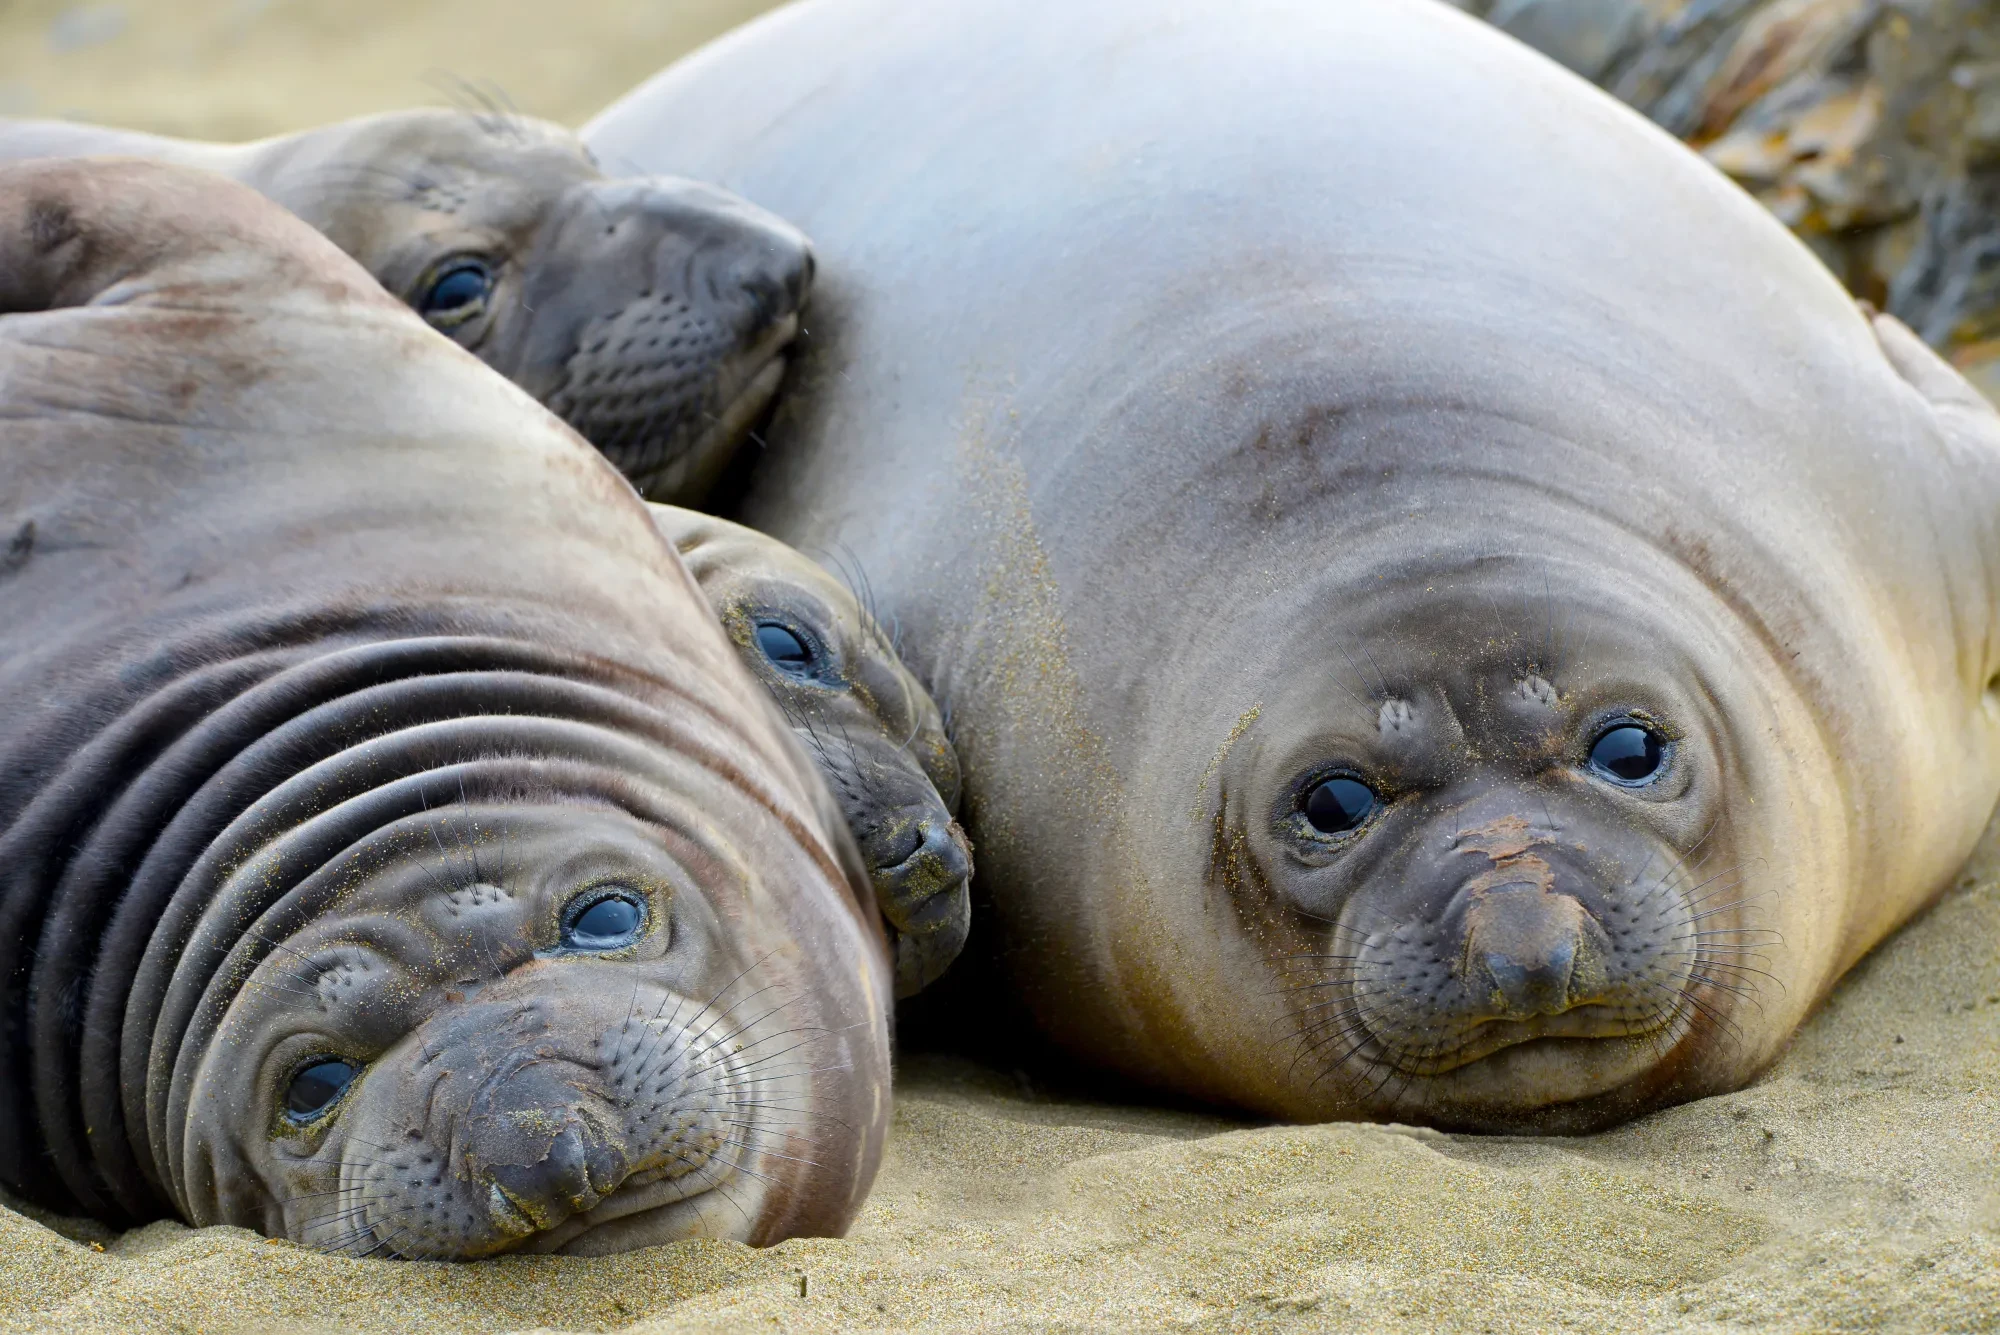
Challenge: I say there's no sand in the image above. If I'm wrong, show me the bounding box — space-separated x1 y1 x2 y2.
3 822 1995 1333
3 2 1998 1331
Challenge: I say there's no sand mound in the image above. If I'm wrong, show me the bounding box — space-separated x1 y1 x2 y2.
5 817 1996 1333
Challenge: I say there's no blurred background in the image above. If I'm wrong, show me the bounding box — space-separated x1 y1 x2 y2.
0 0 779 137
2 0 1997 395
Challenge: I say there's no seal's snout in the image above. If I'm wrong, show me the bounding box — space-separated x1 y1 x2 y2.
864 809 974 997
716 228 814 327
1340 796 1694 1090
609 175 813 330
530 176 816 502
480 1122 621 1234
1462 886 1597 1018
464 1061 630 1234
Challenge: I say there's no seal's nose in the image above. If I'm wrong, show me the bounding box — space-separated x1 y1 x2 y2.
726 232 814 326
865 811 972 897
863 809 974 997
1463 887 1593 1018
484 1124 610 1233
465 1062 629 1235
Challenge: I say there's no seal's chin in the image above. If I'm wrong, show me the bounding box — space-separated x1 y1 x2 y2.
531 1170 753 1256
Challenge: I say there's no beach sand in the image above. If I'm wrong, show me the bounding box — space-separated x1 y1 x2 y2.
2 2 1997 1330
2 817 1996 1332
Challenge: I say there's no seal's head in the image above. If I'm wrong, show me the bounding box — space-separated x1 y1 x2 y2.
202 800 856 1257
658 509 970 998
1176 551 1790 1132
245 109 814 501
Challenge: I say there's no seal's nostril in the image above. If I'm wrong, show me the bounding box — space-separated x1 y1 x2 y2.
1483 938 1577 1015
740 242 814 322
867 815 972 885
738 270 786 325
1463 889 1589 1018
867 816 928 869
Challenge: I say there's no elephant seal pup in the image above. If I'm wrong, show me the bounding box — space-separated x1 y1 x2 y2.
588 0 2000 1131
654 507 972 997
0 108 813 503
0 158 889 1254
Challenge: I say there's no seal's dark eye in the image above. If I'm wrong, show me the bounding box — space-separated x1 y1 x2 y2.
754 621 817 677
563 890 646 950
418 260 491 326
1303 776 1377 835
1589 724 1664 785
285 1058 358 1122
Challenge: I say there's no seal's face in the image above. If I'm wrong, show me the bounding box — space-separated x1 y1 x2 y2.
1196 569 1789 1131
261 110 812 502
663 512 971 998
200 804 818 1258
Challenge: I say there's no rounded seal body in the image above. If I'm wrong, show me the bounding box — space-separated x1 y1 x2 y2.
588 0 2000 1129
0 109 814 503
0 159 889 1252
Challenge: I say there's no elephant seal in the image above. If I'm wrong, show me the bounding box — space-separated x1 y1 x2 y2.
587 0 2000 1131
0 108 814 503
0 157 889 1254
654 507 972 997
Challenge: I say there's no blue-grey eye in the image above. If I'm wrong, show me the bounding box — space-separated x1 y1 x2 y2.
419 260 491 326
285 1058 358 1121
754 621 818 677
1589 724 1664 785
563 890 646 950
1303 776 1376 835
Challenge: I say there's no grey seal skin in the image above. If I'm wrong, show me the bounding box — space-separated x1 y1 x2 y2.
0 108 813 503
652 506 972 997
0 157 890 1255
587 0 2000 1131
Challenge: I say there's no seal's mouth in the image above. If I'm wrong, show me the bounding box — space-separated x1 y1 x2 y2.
542 297 801 503
486 1182 543 1238
524 1150 748 1256
620 310 797 502
1370 1002 1689 1077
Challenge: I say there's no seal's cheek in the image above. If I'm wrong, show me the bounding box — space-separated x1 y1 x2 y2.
184 936 440 1223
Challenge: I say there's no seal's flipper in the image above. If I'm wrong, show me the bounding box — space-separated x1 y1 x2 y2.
1869 307 2000 431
